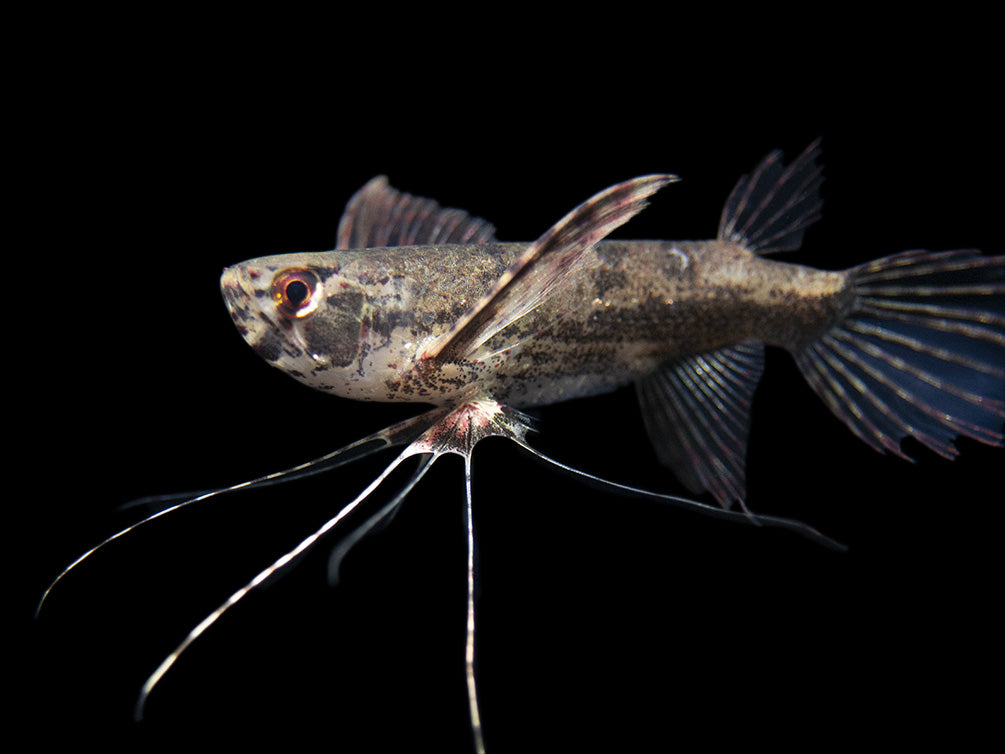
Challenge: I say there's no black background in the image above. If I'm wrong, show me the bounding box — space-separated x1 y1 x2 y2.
24 15 1001 753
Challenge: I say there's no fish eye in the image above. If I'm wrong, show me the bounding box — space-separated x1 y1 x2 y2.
272 268 322 319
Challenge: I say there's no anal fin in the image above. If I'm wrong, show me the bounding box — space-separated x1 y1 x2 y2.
637 341 765 509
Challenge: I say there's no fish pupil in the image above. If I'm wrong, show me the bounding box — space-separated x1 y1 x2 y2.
285 279 310 306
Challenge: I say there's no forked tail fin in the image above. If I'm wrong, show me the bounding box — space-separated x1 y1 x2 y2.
794 249 1005 458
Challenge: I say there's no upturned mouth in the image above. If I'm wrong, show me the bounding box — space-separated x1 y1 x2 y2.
220 265 255 326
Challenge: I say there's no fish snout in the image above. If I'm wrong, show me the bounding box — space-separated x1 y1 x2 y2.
220 265 258 328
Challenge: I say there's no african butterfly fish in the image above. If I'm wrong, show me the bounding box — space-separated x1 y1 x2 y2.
40 142 1004 753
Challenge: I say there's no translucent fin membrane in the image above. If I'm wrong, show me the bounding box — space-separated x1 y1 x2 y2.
428 174 677 363
796 250 1005 458
718 139 824 254
336 175 497 249
638 341 765 510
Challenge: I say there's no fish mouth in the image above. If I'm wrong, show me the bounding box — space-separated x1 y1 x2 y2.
220 264 272 351
220 264 293 364
220 265 257 329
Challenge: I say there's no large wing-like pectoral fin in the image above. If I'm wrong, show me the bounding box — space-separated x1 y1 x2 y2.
426 174 678 363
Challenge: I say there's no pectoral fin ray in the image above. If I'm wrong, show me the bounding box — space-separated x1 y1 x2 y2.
427 174 678 363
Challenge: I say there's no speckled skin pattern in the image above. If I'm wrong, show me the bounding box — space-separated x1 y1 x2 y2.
221 238 851 408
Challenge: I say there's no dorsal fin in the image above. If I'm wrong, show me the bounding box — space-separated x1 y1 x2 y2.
637 341 765 510
426 174 678 364
718 139 823 254
336 176 496 250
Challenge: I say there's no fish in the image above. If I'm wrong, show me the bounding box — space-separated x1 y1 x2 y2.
39 142 1004 752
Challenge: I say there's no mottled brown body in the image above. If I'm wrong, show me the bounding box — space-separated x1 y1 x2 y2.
486 239 852 406
222 240 850 407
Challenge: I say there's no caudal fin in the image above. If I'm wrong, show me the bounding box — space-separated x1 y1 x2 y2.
794 249 1005 458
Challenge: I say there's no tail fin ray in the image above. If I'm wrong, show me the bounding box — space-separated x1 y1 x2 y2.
795 249 1005 458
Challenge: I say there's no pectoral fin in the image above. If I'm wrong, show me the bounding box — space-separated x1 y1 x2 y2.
637 341 765 509
427 174 678 363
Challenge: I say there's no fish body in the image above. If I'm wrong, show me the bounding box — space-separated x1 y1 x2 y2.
221 142 1004 509
223 239 848 408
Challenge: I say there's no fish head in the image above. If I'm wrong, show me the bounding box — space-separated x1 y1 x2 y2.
221 252 374 397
